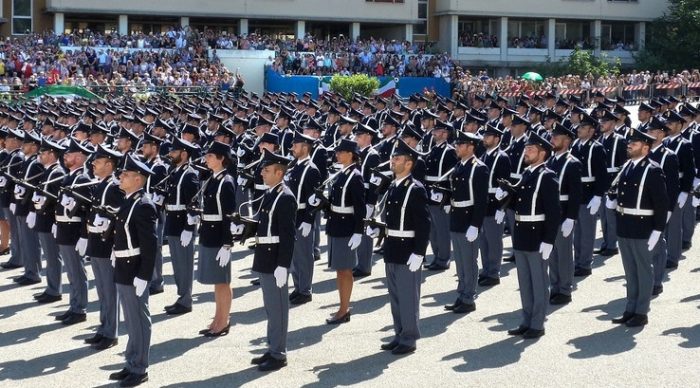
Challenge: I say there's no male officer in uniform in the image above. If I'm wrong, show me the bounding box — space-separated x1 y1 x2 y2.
379 139 430 355
108 155 157 387
502 115 530 262
0 129 24 270
246 150 297 371
354 123 380 277
498 132 560 338
607 129 669 327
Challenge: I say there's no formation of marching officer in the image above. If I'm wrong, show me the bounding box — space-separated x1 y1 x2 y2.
0 88 697 385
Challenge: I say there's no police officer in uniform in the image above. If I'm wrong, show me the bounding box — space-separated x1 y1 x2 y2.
141 131 168 295
607 129 669 327
379 139 430 355
354 123 380 277
108 155 157 387
0 129 25 270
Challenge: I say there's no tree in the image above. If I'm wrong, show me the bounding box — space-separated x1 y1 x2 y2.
533 48 620 78
329 74 380 100
636 0 700 70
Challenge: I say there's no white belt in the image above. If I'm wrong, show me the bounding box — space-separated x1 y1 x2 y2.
297 203 307 210
509 173 522 179
55 215 82 223
616 206 654 216
256 236 280 244
255 184 269 190
451 199 474 208
386 229 415 238
515 214 545 222
165 204 186 211
201 214 223 221
87 225 104 233
581 177 596 183
114 248 140 258
488 188 497 194
606 167 620 173
559 195 569 201
425 175 439 182
331 205 354 214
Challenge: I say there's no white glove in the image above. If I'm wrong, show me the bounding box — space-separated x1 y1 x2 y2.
9 203 15 214
494 209 505 224
495 187 508 201
443 205 451 214
369 174 382 186
678 192 688 208
348 233 362 250
236 147 245 157
32 193 46 209
61 196 76 211
26 211 36 229
308 193 321 207
180 229 193 246
561 218 574 238
0 176 6 187
273 266 287 288
605 197 617 210
587 195 601 215
693 196 700 208
51 223 57 238
76 237 88 256
93 214 110 232
430 191 443 203
152 193 164 206
539 242 553 260
465 225 479 242
667 211 672 223
366 204 375 218
110 251 116 267
230 223 244 236
187 213 200 225
407 253 423 272
299 222 312 237
216 246 231 267
133 277 148 297
236 176 248 186
13 185 26 199
647 230 662 251
366 225 379 238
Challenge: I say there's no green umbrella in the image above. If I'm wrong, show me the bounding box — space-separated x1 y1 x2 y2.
24 85 104 101
521 72 543 82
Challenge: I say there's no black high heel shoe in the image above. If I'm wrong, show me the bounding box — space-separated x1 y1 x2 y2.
204 324 230 337
326 311 351 325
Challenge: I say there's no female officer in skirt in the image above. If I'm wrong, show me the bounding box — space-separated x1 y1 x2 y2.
196 141 236 337
311 138 366 324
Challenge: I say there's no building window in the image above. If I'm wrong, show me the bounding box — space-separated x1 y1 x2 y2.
12 0 32 35
415 0 427 35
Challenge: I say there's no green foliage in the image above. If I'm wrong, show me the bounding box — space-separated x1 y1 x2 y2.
532 48 621 78
637 0 700 71
329 74 380 100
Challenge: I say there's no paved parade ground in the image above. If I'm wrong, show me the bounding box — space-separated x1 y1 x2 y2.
1 220 700 388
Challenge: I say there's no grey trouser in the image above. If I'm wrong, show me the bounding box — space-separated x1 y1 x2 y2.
91 257 119 338
38 232 62 296
117 282 151 375
619 237 654 315
168 236 195 308
259 272 289 360
549 228 574 296
4 207 22 266
664 205 683 265
681 199 695 244
479 216 503 279
18 215 41 281
451 232 479 304
59 244 88 314
600 204 618 250
429 205 451 266
355 234 374 274
514 249 549 330
291 227 315 296
386 262 421 347
574 205 595 270
151 212 165 290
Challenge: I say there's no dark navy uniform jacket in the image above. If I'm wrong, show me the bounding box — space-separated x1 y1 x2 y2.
252 182 297 273
310 143 329 182
600 132 628 189
13 154 43 217
55 167 94 245
199 170 236 248
664 134 696 193
648 145 680 211
34 162 65 233
326 164 366 237
163 162 200 236
377 135 399 163
359 146 381 206
571 138 607 203
0 149 24 208
113 190 158 285
86 176 124 259
424 140 458 193
285 157 321 227
445 156 488 232
482 146 512 217
509 163 561 252
612 157 669 239
546 152 583 221
383 175 431 264
503 133 528 183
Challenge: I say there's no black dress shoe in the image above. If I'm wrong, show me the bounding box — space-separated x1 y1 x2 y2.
549 292 560 302
251 278 260 286
12 275 27 283
258 357 287 372
204 324 230 337
84 333 104 344
62 313 87 325
165 303 192 315
0 248 10 255
507 326 529 336
426 262 449 271
391 344 416 355
523 328 545 339
652 285 663 296
17 277 41 286
453 302 476 314
593 247 606 254
598 248 619 256
120 372 148 387
682 241 692 251
503 255 515 263
55 310 72 321
612 311 635 324
665 261 678 269
380 341 399 351
0 261 22 269
290 293 312 305
288 290 300 301
444 298 463 311
109 368 131 381
251 352 272 365
36 294 62 304
33 292 47 300
352 269 371 278
313 254 321 262
478 277 500 287
326 311 351 325
625 314 648 327
574 267 592 277
148 287 164 295
93 337 118 350
550 294 572 305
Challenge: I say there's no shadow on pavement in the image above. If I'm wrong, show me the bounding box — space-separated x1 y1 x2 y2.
0 321 66 348
0 345 97 381
481 311 522 332
302 351 403 388
662 324 700 348
567 325 639 358
580 297 627 321
442 336 535 372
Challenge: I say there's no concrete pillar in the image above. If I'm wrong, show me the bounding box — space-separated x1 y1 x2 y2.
351 22 361 41
54 12 65 34
118 15 128 35
180 17 189 28
635 21 645 50
239 18 249 36
500 16 508 62
405 23 414 42
592 19 601 55
295 20 306 39
547 18 556 59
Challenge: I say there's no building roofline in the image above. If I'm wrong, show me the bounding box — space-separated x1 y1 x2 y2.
433 10 657 22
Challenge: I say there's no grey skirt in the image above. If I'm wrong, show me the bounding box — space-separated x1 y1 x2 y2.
197 245 231 285
328 236 358 271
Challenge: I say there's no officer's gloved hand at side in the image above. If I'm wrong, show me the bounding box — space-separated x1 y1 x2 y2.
407 253 423 272
273 266 288 288
216 245 231 267
51 223 57 238
180 229 193 247
465 225 479 242
647 230 662 252
76 237 88 256
348 233 362 250
587 195 601 215
494 209 505 224
539 242 553 260
561 218 574 238
298 222 312 237
365 204 375 218
605 196 617 210
110 251 116 267
677 191 688 208
26 211 36 229
133 277 148 297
